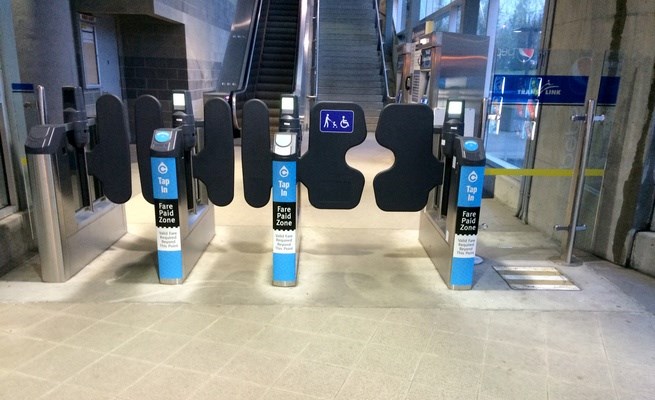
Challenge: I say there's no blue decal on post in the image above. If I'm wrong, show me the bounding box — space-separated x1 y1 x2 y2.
273 161 296 202
273 253 297 282
272 160 298 285
451 257 474 286
151 157 182 281
320 110 354 133
457 166 485 207
158 251 183 279
151 157 178 199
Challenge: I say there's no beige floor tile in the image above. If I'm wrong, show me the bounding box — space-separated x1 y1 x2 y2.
485 340 547 375
332 307 390 321
370 321 432 351
16 344 102 381
262 389 322 400
104 303 178 328
69 354 154 394
0 372 56 399
406 381 479 400
426 330 486 363
547 379 618 400
274 359 350 398
218 349 292 386
193 376 267 400
164 338 240 373
413 354 483 392
119 365 209 400
487 311 547 348
432 309 491 339
299 335 366 367
63 303 129 320
384 308 440 327
228 305 286 322
271 307 337 332
20 314 95 342
199 317 265 345
336 370 410 400
0 334 54 370
245 325 316 356
64 321 142 352
39 384 115 400
479 365 547 400
0 305 52 332
319 314 380 342
112 330 189 363
548 350 612 388
611 362 655 398
149 308 218 336
354 343 421 379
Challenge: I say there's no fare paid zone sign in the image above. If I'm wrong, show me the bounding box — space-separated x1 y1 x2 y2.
451 165 485 286
151 157 183 279
272 160 297 283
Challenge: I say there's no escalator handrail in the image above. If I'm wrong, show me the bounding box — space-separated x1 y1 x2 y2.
309 0 320 99
374 0 394 103
230 0 266 131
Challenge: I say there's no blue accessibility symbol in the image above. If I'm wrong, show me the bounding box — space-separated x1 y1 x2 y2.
320 110 354 133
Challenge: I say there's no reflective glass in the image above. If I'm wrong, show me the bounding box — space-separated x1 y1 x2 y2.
0 139 8 209
420 0 454 19
485 0 546 169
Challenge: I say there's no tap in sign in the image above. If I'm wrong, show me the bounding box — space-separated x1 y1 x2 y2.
152 157 178 199
320 110 354 133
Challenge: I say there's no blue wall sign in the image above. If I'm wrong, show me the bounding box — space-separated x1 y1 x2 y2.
598 76 620 106
492 75 588 105
11 83 34 93
319 110 354 133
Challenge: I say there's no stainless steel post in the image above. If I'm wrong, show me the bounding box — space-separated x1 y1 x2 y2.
36 85 47 124
560 99 596 265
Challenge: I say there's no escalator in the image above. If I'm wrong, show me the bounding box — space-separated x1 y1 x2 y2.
209 0 300 137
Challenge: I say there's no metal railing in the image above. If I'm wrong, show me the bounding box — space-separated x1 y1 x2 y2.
309 0 320 100
230 0 266 131
374 0 394 103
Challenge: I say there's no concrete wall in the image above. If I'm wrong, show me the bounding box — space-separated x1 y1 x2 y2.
12 0 79 124
532 0 655 266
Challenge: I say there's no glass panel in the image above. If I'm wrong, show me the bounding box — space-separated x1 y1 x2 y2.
420 0 454 19
577 51 624 250
433 14 449 32
477 0 490 35
80 21 100 88
0 139 8 209
484 0 546 170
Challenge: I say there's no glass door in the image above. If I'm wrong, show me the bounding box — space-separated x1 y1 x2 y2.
484 49 620 253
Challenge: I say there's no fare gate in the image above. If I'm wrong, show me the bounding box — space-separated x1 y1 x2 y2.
26 88 485 289
242 99 485 289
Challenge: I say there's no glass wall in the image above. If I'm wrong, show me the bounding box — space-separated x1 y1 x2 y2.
0 140 8 210
484 0 546 169
420 0 454 19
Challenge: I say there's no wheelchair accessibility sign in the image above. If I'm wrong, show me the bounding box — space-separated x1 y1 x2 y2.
320 109 354 133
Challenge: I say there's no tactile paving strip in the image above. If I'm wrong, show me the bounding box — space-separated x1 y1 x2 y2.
493 266 580 290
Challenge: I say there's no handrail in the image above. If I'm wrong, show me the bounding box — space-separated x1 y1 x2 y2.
374 0 394 103
309 0 320 99
230 0 265 131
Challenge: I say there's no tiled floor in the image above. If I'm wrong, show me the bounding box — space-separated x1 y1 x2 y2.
1 304 655 399
2 138 655 399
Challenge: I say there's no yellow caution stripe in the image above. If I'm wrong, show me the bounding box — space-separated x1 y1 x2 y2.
485 168 605 177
